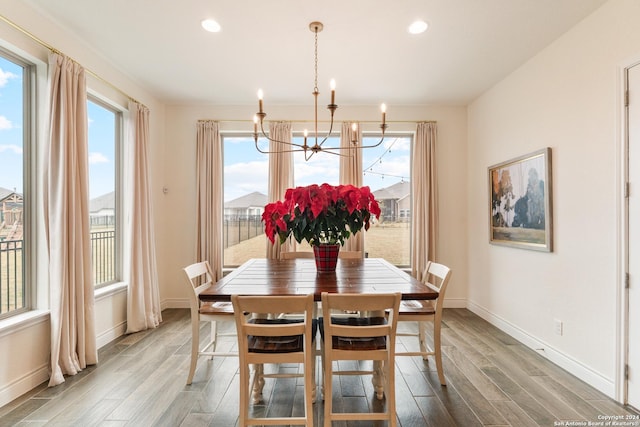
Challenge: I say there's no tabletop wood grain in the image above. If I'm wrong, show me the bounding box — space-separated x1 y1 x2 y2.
199 258 438 301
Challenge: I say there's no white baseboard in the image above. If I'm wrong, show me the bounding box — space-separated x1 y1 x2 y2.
443 297 467 308
96 320 127 349
466 300 615 399
162 298 189 310
0 364 48 408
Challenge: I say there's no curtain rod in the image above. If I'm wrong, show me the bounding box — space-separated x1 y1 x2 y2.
0 13 145 107
199 119 437 124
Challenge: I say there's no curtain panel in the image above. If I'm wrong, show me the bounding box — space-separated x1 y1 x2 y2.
265 121 293 259
125 100 162 333
195 120 224 280
411 122 438 281
339 121 363 252
44 52 97 386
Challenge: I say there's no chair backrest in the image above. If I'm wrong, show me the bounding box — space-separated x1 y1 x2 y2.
321 292 401 355
338 250 362 259
281 250 362 260
232 294 315 358
422 261 452 310
183 261 215 310
281 251 314 259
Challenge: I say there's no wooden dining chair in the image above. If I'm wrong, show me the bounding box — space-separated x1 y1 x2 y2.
232 294 316 427
320 291 401 427
395 261 452 386
182 261 237 385
280 249 362 259
280 250 314 259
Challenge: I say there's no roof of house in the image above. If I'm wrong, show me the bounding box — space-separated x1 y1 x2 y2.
0 187 21 202
224 191 267 209
373 181 410 201
90 192 114 212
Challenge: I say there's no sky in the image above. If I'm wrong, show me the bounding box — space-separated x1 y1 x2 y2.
223 134 411 203
1 50 407 204
0 54 115 200
0 56 23 193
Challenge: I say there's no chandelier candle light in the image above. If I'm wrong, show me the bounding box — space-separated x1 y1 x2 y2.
253 21 389 161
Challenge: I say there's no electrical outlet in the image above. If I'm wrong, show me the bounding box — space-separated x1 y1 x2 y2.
554 319 563 336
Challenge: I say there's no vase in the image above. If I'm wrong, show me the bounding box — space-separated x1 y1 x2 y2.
313 244 340 273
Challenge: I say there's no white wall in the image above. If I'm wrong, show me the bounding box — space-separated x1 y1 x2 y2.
467 0 640 399
159 104 469 309
0 1 166 407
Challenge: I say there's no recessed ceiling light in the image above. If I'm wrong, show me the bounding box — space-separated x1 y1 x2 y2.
408 20 428 35
201 19 221 33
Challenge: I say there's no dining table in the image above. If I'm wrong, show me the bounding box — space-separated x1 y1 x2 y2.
199 257 439 302
199 256 438 403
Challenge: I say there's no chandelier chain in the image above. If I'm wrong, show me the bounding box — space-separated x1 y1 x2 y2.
314 26 319 92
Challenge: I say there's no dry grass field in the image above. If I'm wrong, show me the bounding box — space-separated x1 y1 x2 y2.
224 222 411 267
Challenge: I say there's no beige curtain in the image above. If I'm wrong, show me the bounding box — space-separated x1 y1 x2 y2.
125 100 162 333
339 121 363 252
195 121 224 280
44 52 97 387
411 122 438 281
266 121 293 259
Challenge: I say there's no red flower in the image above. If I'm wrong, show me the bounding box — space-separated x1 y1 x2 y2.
262 200 289 243
262 183 381 247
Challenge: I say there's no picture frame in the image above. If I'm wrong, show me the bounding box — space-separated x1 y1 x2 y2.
488 147 552 252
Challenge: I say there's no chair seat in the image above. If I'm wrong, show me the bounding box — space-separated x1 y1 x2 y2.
247 318 318 353
398 299 436 315
319 316 388 350
200 301 234 315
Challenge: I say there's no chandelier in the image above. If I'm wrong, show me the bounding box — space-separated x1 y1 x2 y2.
253 21 388 161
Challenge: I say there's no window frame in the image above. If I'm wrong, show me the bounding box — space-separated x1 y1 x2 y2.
0 46 35 320
87 94 123 289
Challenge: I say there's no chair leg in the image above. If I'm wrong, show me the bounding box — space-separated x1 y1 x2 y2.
187 318 200 385
323 351 333 427
209 320 217 360
239 360 250 427
433 320 446 386
418 321 428 360
386 357 397 427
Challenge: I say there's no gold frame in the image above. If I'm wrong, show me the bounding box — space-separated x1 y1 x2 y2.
488 147 553 252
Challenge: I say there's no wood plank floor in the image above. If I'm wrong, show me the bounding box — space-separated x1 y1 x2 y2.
1 308 637 426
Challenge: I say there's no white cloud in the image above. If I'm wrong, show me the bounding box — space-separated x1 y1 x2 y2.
224 159 269 201
0 116 13 130
0 144 22 154
89 152 109 164
0 69 18 88
383 136 410 152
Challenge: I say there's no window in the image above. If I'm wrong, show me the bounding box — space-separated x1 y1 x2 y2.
222 132 412 268
362 134 412 267
87 98 120 287
0 49 32 318
223 135 268 267
293 135 339 187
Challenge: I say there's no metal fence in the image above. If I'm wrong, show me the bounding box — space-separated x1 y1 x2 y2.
90 230 116 285
0 231 116 315
223 215 263 248
0 239 24 315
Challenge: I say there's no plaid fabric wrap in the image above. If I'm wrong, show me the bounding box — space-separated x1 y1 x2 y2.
313 244 340 272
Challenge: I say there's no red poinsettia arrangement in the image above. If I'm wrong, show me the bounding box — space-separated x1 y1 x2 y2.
262 183 381 247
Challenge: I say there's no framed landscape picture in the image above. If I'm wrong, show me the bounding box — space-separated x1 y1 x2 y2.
488 147 552 252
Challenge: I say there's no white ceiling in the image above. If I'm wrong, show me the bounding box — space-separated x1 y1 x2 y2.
25 0 607 107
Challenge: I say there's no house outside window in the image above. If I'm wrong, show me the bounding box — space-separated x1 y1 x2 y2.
223 134 268 267
363 134 412 267
87 98 121 287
